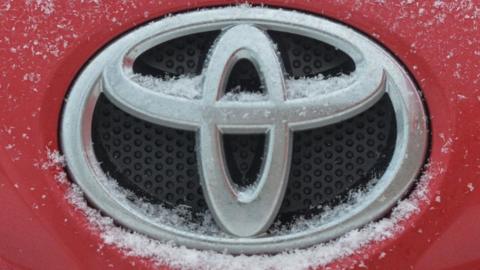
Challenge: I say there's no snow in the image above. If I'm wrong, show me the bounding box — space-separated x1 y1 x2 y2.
235 182 260 202
132 73 357 101
378 252 386 259
41 147 65 170
26 0 55 15
130 74 203 100
45 150 439 270
285 74 357 100
22 72 41 83
439 133 454 154
222 90 267 102
97 175 227 237
4 143 14 150
269 179 381 236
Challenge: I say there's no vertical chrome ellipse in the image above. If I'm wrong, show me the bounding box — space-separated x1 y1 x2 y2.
198 25 291 237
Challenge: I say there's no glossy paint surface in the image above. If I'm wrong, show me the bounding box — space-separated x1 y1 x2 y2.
0 1 479 269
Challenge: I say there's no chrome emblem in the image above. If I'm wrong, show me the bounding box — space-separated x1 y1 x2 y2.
103 24 386 236
62 7 427 253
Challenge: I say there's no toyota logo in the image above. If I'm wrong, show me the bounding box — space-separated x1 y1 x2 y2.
62 7 427 253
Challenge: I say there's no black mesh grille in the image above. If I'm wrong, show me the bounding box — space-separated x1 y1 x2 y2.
133 31 220 77
92 31 396 220
283 97 395 217
268 31 354 78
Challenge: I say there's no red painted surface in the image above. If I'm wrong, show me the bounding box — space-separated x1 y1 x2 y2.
0 1 479 269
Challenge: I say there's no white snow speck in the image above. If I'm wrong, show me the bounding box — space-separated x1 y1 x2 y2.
40 147 65 170
467 183 475 192
22 72 41 83
439 133 453 154
4 144 15 150
378 252 386 259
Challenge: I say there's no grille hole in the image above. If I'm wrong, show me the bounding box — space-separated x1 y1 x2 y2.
223 134 266 188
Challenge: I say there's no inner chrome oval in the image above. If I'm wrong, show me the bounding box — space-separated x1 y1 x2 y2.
198 25 290 237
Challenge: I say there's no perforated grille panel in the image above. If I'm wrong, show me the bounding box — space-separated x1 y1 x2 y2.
92 31 396 219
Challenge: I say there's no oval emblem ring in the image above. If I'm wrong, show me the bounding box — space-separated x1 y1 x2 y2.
62 7 427 253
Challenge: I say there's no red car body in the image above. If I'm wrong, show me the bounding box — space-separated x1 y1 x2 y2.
1 1 479 269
